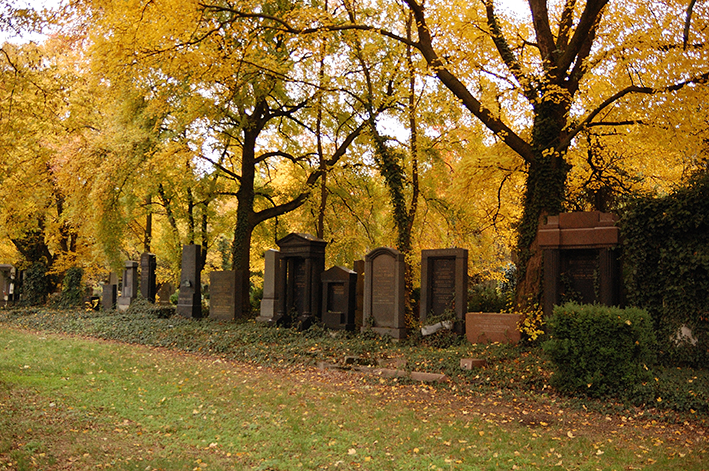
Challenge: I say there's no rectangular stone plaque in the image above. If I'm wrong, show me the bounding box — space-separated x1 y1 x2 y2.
371 255 396 327
561 249 598 304
209 271 240 321
465 312 521 344
431 257 456 316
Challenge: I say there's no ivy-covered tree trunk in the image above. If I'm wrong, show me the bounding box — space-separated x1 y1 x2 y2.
231 115 260 319
515 95 572 307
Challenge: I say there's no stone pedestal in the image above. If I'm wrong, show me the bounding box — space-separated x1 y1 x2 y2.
353 260 365 328
176 245 202 318
363 247 406 339
117 261 139 311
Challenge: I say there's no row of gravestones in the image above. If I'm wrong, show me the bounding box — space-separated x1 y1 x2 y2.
102 253 159 310
103 212 624 339
244 233 469 339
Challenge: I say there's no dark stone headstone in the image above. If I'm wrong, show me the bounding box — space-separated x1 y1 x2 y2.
321 266 357 331
140 252 157 303
156 282 175 305
257 249 280 323
275 233 327 328
538 211 622 315
419 249 468 331
177 244 202 318
101 283 117 310
353 260 365 328
209 270 241 321
117 261 139 311
363 247 406 339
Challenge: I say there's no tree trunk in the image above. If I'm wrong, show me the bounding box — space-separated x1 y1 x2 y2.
231 121 259 318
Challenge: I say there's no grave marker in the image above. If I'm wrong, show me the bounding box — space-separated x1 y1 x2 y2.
363 247 406 339
419 249 468 332
321 266 357 331
117 261 138 311
176 244 202 318
209 271 241 321
257 249 280 323
140 252 157 303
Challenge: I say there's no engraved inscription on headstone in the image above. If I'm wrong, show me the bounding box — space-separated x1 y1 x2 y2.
371 255 396 326
561 250 597 304
431 258 456 315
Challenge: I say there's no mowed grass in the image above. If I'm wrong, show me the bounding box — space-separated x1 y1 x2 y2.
1 328 707 470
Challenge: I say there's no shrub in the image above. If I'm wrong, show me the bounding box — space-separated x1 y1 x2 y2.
59 267 84 308
620 173 709 366
20 263 51 306
543 303 655 399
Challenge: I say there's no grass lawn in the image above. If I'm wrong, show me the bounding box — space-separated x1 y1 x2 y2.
1 321 707 470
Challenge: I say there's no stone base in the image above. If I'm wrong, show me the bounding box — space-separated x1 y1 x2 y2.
258 297 278 322
465 312 521 344
363 326 407 339
116 296 132 312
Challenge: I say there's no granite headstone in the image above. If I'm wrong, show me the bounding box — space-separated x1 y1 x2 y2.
363 247 406 339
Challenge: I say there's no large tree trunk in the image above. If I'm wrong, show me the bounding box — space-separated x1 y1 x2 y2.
231 123 258 319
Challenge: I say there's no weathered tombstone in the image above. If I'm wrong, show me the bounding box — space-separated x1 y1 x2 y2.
465 312 521 344
419 249 468 332
156 282 175 305
538 211 622 315
0 264 16 306
353 259 365 328
176 244 202 318
321 266 357 331
140 252 157 303
209 271 241 321
275 233 327 328
256 249 280 323
117 261 139 311
363 247 406 339
101 283 117 310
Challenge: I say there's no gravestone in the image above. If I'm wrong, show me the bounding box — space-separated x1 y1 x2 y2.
117 261 139 311
419 249 468 332
0 264 16 306
363 247 406 339
156 282 175 305
257 249 280 323
275 233 327 328
538 211 622 315
321 266 357 331
353 259 365 328
209 271 241 321
140 252 157 303
176 244 202 318
466 312 521 344
101 283 117 310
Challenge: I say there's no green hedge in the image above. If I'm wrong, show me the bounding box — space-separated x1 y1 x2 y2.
620 173 709 366
543 303 655 398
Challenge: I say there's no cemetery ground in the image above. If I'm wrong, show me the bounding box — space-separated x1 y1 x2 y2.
0 308 708 470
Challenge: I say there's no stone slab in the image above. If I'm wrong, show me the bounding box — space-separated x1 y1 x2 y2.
460 358 488 370
465 312 521 344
